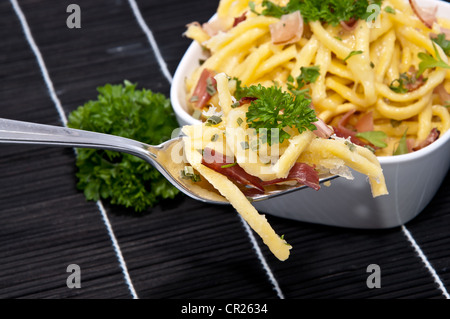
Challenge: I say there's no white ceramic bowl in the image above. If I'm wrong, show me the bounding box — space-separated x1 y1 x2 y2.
170 0 450 229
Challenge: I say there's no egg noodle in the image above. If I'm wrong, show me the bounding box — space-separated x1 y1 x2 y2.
179 0 450 260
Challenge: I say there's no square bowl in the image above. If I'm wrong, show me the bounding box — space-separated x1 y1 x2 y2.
170 0 450 228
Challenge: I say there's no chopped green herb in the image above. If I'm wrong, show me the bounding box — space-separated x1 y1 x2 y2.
240 141 250 150
393 129 409 155
250 139 260 151
211 133 219 142
205 115 223 126
390 119 402 128
370 61 375 68
192 109 202 119
67 81 180 212
181 166 202 182
190 95 199 102
206 77 217 96
364 145 376 153
384 6 395 14
221 162 237 169
237 117 244 126
345 140 356 151
231 101 240 108
343 50 363 62
355 131 388 148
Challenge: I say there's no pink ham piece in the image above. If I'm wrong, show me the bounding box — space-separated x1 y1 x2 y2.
190 69 217 109
412 128 440 151
238 96 257 106
354 111 374 132
233 11 247 27
312 117 334 138
261 163 320 191
269 11 304 45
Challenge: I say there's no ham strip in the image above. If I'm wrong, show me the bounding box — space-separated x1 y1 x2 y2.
261 163 320 191
191 69 217 109
202 149 320 193
412 128 440 151
202 148 265 192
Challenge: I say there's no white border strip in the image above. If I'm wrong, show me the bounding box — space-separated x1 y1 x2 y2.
10 0 67 126
10 0 138 299
239 216 285 299
402 225 450 299
127 0 285 298
128 0 173 84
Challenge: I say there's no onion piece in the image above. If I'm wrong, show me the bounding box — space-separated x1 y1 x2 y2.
269 11 304 45
202 18 226 37
434 83 450 105
312 117 334 138
409 0 437 29
340 17 358 32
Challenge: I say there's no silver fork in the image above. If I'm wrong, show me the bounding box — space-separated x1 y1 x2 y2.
0 118 336 204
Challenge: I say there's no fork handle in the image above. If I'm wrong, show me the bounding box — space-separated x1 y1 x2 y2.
0 118 156 161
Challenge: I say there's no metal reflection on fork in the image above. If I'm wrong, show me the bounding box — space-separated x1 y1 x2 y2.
0 118 337 205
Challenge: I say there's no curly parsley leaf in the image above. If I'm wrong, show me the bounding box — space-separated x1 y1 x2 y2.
244 84 317 145
68 81 180 212
251 0 383 25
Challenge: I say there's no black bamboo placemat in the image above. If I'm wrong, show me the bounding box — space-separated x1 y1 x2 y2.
0 0 449 301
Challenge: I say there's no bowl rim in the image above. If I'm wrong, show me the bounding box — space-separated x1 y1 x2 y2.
170 0 450 165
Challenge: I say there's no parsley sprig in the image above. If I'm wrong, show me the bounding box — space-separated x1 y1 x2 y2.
250 0 382 25
417 43 450 76
68 81 180 212
243 84 317 145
